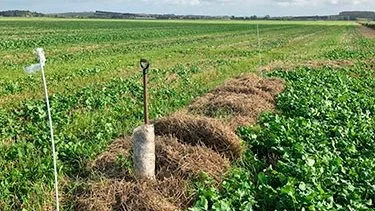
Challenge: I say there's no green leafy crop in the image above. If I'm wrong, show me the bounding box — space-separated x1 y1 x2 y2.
194 65 375 210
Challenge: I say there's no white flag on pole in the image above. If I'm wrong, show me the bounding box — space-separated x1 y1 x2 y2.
24 63 42 74
24 48 46 74
24 48 60 211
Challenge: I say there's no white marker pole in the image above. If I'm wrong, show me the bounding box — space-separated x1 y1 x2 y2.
257 24 262 66
41 62 60 211
27 48 59 211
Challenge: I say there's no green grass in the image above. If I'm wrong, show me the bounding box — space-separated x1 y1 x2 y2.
0 19 369 210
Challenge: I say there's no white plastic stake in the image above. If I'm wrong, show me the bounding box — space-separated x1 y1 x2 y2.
25 48 59 211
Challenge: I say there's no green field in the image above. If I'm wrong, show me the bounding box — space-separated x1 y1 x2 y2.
0 18 374 210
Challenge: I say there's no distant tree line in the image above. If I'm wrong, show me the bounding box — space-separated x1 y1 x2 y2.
0 10 44 17
339 11 375 19
87 11 375 21
272 11 374 21
94 11 231 20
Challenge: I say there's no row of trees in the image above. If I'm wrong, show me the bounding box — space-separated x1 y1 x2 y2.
0 10 44 17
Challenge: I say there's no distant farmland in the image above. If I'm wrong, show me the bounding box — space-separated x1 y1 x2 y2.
0 19 374 210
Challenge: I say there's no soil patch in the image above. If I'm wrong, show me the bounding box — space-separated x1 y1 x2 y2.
360 25 375 38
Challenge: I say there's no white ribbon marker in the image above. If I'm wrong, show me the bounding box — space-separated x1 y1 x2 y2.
25 48 59 211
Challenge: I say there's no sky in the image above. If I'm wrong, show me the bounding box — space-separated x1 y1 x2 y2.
1 0 375 16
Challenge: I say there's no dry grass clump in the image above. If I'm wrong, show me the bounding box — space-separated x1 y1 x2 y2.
156 136 230 182
217 74 284 92
88 137 133 179
89 135 230 180
76 135 230 210
153 113 242 159
75 180 134 211
152 177 193 209
256 77 285 96
189 74 284 128
191 92 272 116
75 179 180 211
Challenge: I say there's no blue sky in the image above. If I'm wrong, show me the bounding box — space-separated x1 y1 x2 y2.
1 0 374 16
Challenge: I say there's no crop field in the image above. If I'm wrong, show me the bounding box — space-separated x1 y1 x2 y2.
0 18 374 210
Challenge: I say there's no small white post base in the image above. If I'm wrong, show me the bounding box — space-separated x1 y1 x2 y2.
132 124 155 179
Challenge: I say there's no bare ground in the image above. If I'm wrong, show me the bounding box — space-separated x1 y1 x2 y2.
359 25 375 38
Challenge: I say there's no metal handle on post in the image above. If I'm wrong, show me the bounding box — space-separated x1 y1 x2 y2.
140 59 150 125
